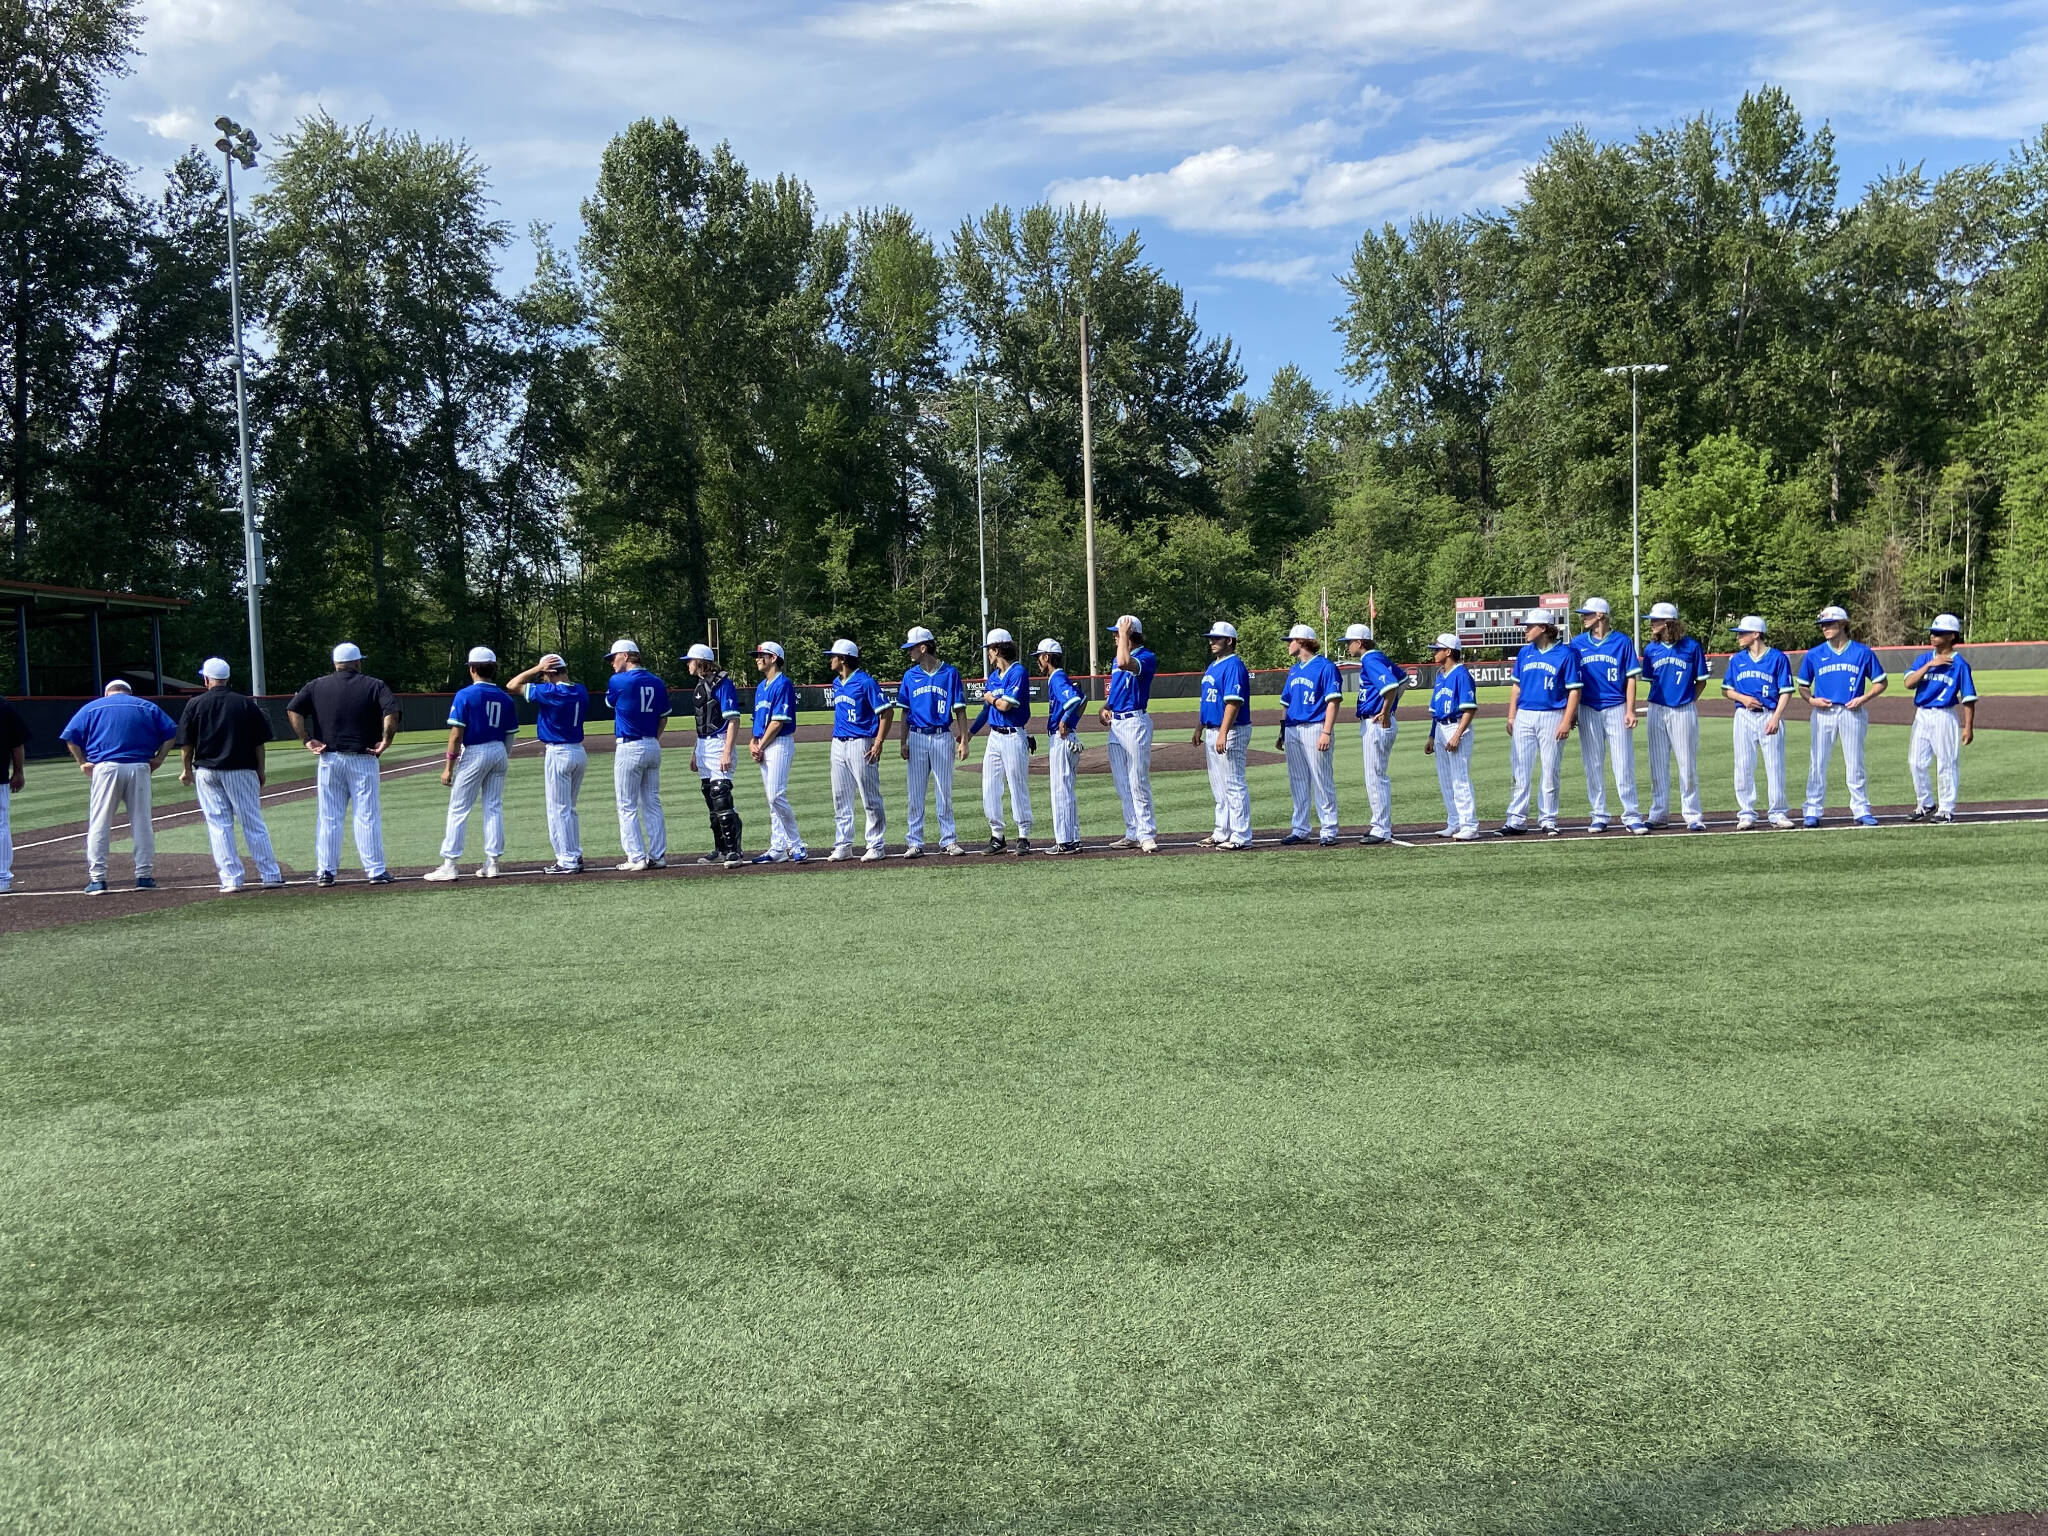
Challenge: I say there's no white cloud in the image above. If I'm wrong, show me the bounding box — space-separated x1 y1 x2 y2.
1214 253 1332 288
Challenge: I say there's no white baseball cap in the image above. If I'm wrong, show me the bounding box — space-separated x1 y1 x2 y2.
901 625 936 650
752 640 786 660
1930 613 1963 634
332 642 363 664
1524 610 1556 628
608 638 640 656
200 657 231 680
1432 632 1463 652
466 646 497 665
539 653 566 671
1732 615 1768 635
1576 597 1611 616
1108 614 1143 634
825 638 860 659
1816 604 1850 625
1342 623 1372 642
104 678 133 694
1035 637 1063 656
684 643 716 663
1286 623 1318 642
1648 602 1680 622
984 628 1014 646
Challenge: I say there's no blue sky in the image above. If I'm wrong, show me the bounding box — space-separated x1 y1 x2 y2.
109 0 2048 398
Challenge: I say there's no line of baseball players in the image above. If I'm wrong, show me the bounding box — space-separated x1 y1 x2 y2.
12 598 1979 893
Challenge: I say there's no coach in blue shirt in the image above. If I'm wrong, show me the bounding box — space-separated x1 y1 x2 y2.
1796 604 1887 826
61 680 177 893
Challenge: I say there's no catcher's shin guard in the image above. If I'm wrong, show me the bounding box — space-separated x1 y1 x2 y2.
708 777 743 857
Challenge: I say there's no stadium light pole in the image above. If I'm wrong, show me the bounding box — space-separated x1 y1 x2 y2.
1079 313 1099 686
1603 362 1668 649
972 371 990 640
215 116 266 695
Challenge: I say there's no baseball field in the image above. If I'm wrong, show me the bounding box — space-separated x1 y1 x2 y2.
4 712 2046 1533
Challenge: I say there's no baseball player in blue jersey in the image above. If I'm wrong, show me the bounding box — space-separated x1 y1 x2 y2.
748 641 807 864
1099 615 1159 852
1501 612 1581 836
1344 622 1408 844
605 639 670 870
967 628 1033 854
1277 624 1341 845
1195 622 1253 849
1904 614 1975 823
1568 598 1645 834
1038 638 1087 854
426 646 519 881
1722 617 1796 830
60 679 177 893
895 626 967 857
509 652 589 873
682 643 745 866
1641 602 1711 831
824 638 893 861
1796 604 1888 826
1423 633 1480 840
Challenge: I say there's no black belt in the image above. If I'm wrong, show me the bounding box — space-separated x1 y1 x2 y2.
1110 710 1145 719
991 726 1018 735
910 725 952 735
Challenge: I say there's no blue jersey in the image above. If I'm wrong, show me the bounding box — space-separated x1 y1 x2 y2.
1721 647 1793 710
896 662 963 732
829 669 888 739
1281 654 1341 726
1642 636 1711 708
448 682 518 746
1798 639 1885 705
1568 630 1639 711
606 668 669 740
1512 641 1582 712
526 680 588 744
1353 650 1408 721
1908 650 1976 709
60 693 176 763
1200 655 1251 729
1105 646 1157 713
751 673 796 739
1430 665 1478 723
980 660 1030 729
1045 668 1085 734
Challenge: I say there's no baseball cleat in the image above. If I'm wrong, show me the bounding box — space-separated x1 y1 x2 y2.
1278 833 1307 846
1107 836 1138 849
1139 837 1159 854
902 845 925 859
261 878 286 889
1736 815 1757 831
368 872 394 884
480 860 502 879
134 876 158 889
748 853 779 865
982 836 1007 855
1770 815 1796 829
617 858 650 871
1587 821 1609 834
1222 839 1251 850
83 880 108 894
1932 812 1955 823
1801 816 1821 828
1434 825 1457 838
1855 814 1880 827
827 845 853 862
1906 806 1933 823
1451 828 1480 842
1013 838 1033 856
860 847 885 862
1539 824 1559 838
789 850 809 863
317 872 337 887
1628 823 1650 836
1494 825 1527 838
1318 835 1340 847
424 862 460 882
1361 833 1389 845
722 853 747 868
1686 821 1709 832
694 854 722 866
941 842 967 857
1194 835 1220 849
219 883 243 894
545 860 582 874
648 857 667 868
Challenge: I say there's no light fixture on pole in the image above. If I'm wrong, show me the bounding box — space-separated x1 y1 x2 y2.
1078 313 1099 686
972 371 989 640
215 115 266 695
1602 362 1668 649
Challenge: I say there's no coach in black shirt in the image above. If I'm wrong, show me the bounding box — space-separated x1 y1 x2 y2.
178 657 283 890
286 642 402 886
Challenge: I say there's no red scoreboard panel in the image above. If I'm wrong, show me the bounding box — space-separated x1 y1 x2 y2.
1453 593 1573 648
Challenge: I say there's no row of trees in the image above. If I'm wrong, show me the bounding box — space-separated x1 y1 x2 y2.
4 0 2046 691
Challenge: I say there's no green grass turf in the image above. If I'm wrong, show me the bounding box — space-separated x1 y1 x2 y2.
22 716 2044 874
3 826 2046 1533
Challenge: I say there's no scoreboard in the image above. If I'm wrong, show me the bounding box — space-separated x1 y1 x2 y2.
1453 593 1573 648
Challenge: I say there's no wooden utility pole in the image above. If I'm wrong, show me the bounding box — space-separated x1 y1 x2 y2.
1079 312 1100 687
